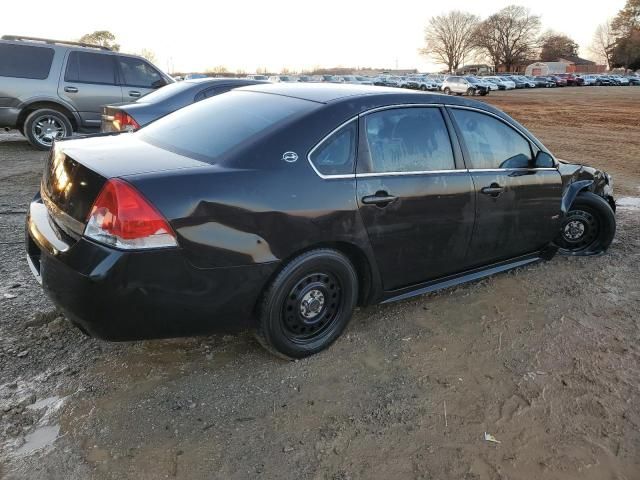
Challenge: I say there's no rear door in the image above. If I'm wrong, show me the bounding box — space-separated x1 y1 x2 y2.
448 107 562 266
116 56 166 101
356 106 476 290
58 51 123 128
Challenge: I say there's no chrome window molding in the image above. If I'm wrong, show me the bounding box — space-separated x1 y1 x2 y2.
306 103 558 180
468 168 558 172
356 169 463 178
306 117 358 180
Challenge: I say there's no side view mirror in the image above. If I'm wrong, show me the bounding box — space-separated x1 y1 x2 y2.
535 150 555 168
151 78 168 89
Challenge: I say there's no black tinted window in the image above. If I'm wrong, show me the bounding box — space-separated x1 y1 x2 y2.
363 108 455 173
139 91 318 163
309 121 357 176
65 52 116 84
0 44 54 79
451 109 532 169
118 56 162 88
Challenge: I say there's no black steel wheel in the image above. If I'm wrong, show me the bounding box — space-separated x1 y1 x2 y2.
556 192 616 256
255 249 358 359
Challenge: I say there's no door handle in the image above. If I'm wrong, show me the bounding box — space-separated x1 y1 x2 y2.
480 183 503 197
128 91 141 97
362 191 397 207
64 86 78 93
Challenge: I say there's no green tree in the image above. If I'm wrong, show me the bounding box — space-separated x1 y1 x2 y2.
539 32 579 61
78 30 120 51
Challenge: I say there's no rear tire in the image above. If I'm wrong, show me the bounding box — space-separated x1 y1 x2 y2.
556 192 616 256
255 249 358 359
443 87 451 95
24 109 73 150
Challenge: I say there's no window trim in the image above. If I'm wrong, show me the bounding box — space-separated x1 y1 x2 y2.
63 50 118 86
306 118 359 179
306 103 557 180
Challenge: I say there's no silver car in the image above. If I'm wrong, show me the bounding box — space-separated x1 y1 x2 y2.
0 35 173 149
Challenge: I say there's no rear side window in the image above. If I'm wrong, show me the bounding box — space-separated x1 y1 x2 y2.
0 44 54 79
65 52 116 84
451 109 532 169
309 121 357 176
118 57 162 88
362 108 455 173
139 91 318 163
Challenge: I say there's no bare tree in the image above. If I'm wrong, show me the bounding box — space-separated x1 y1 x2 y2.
589 21 616 68
138 48 157 64
420 11 480 73
474 5 541 72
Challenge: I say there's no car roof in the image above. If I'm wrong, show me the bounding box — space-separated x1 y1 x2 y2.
236 83 504 113
238 83 422 103
183 77 268 86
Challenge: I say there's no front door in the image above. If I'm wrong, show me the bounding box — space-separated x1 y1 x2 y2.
58 51 123 128
356 106 476 291
448 107 563 266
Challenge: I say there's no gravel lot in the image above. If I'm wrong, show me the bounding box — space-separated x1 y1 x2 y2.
1 87 639 480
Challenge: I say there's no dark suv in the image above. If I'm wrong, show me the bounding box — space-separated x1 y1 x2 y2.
0 35 173 149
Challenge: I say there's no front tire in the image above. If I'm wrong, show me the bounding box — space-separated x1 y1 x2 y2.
556 192 616 256
443 87 451 95
467 88 475 96
24 109 73 150
255 249 358 359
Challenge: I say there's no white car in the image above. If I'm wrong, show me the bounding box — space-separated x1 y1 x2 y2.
407 75 439 91
484 76 516 90
267 75 299 83
339 75 373 85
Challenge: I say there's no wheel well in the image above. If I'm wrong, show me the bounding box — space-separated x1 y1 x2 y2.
254 242 375 319
17 102 78 132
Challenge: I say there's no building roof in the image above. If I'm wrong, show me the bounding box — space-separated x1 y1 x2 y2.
557 56 596 65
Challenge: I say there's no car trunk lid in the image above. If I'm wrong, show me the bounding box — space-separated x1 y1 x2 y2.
41 134 209 236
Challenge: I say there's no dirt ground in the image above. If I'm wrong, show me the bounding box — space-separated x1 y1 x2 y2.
0 87 639 480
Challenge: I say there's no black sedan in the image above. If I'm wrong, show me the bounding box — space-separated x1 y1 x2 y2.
100 78 268 132
27 84 616 358
533 76 557 88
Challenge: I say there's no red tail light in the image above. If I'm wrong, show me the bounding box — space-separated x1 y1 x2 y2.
84 179 177 249
113 111 140 132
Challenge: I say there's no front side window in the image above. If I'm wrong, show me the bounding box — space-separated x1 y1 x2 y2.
0 44 54 79
309 121 357 176
118 57 162 88
451 108 532 169
65 52 116 84
362 108 455 173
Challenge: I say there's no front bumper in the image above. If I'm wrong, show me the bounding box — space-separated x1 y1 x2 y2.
26 198 278 340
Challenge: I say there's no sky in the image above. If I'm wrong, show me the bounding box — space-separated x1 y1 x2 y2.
1 0 626 73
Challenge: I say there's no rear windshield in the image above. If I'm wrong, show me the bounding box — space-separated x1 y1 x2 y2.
136 81 195 103
139 91 318 163
0 43 54 79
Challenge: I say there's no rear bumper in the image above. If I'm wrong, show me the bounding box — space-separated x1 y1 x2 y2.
26 198 278 340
